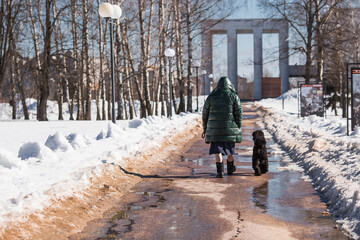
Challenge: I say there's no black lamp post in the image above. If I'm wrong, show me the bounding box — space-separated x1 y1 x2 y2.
164 48 175 117
202 69 207 102
99 2 122 124
193 60 201 112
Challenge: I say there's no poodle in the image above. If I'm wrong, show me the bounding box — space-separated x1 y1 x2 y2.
252 130 268 176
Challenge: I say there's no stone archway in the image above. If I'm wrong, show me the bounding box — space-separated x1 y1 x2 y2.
201 19 289 100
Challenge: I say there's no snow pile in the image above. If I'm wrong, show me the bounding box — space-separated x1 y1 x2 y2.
260 88 299 114
256 90 360 239
45 132 73 152
18 142 55 161
0 149 22 169
0 111 200 228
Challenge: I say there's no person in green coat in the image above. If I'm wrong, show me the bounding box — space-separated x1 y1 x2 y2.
202 76 242 178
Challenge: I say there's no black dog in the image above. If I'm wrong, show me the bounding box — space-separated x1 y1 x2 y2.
252 130 268 176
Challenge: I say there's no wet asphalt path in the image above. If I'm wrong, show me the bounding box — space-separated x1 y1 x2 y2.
70 103 349 240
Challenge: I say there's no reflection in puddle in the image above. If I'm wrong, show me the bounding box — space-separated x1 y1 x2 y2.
251 174 348 239
249 136 349 239
136 191 156 196
128 205 145 210
252 182 268 213
242 135 254 142
181 157 207 166
242 126 257 129
177 207 192 217
236 145 253 150
243 115 258 119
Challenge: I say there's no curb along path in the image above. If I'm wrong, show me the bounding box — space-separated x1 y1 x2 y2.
70 103 348 240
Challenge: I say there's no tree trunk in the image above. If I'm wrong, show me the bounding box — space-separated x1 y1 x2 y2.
10 46 16 120
121 19 144 118
53 3 63 120
71 0 78 120
115 24 124 120
102 24 108 120
15 55 29 119
174 0 185 113
92 46 101 121
120 21 134 120
169 8 178 114
38 0 52 121
186 0 193 112
56 1 71 121
82 0 91 120
0 0 14 93
96 0 106 120
163 9 170 116
315 0 323 84
156 0 166 116
128 78 135 119
138 0 152 117
305 1 314 84
27 0 42 119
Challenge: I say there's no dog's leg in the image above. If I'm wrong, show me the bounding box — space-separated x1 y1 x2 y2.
252 151 261 176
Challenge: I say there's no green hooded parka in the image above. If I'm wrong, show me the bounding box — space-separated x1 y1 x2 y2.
202 76 242 143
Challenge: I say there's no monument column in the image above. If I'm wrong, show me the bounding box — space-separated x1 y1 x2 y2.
201 28 212 94
227 29 238 91
253 27 263 100
279 21 289 94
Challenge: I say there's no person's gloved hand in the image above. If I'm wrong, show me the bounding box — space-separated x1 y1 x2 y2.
201 131 206 139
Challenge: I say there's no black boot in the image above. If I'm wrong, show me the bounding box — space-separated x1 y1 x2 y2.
216 162 224 178
227 160 236 175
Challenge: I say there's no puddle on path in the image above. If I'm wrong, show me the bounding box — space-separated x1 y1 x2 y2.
181 157 207 166
243 115 258 119
241 118 349 239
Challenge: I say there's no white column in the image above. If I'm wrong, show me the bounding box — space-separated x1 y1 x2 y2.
279 22 289 94
253 28 263 100
201 30 212 94
227 29 238 91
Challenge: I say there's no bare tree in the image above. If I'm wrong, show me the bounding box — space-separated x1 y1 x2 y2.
82 0 92 120
185 0 193 113
261 0 346 83
53 2 64 120
38 0 52 121
115 22 125 120
1 0 239 120
174 0 185 113
0 0 16 92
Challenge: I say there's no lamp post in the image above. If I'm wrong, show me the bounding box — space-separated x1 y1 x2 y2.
164 48 175 117
209 73 214 92
201 70 207 102
193 60 201 112
99 2 122 124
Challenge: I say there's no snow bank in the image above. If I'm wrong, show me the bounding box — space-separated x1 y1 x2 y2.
45 132 73 152
18 142 56 161
0 110 201 230
256 89 360 239
0 149 22 169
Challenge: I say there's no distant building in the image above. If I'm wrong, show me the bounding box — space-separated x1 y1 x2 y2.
237 76 254 100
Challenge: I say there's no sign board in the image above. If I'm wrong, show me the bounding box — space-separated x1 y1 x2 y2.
351 68 360 129
300 84 324 117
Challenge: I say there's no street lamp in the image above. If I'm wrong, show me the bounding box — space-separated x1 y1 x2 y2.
209 73 214 92
193 60 201 112
99 2 122 124
164 48 175 117
201 70 207 102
